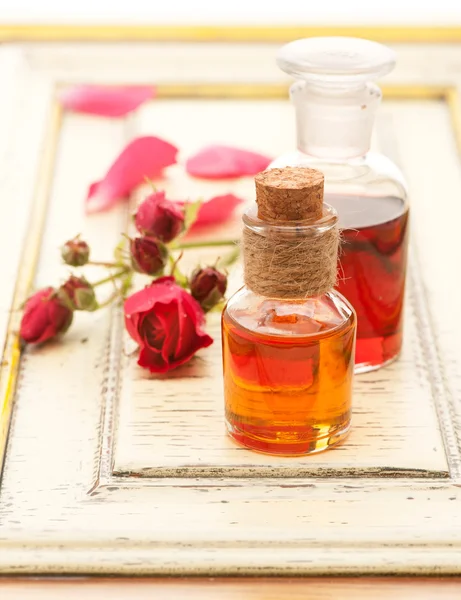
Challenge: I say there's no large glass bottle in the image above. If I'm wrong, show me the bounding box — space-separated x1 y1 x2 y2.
271 37 409 373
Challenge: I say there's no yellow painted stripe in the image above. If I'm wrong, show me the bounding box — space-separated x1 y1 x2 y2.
1 25 461 43
153 83 451 100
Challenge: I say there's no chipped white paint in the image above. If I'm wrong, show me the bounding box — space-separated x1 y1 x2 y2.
0 39 460 576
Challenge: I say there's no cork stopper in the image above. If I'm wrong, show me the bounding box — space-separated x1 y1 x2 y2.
255 167 324 222
243 166 339 299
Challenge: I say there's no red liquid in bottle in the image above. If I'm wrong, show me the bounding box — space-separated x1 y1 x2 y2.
328 194 409 372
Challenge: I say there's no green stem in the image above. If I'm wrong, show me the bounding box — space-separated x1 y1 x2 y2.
87 260 122 268
174 239 238 250
97 289 122 309
120 270 134 298
169 251 184 277
93 267 130 288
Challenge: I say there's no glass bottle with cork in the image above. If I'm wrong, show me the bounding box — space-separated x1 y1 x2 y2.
271 37 409 373
222 166 356 455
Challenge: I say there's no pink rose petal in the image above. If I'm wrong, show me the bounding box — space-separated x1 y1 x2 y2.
189 194 244 231
186 145 272 179
59 85 154 117
86 136 178 213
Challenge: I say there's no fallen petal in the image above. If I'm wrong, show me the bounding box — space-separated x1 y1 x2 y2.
59 85 154 117
186 145 272 179
189 193 244 230
86 136 178 213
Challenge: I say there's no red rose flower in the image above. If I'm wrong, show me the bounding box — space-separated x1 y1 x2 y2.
135 191 185 243
124 276 213 373
20 287 74 344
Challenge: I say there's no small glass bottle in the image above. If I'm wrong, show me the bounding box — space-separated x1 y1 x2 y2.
272 37 409 373
222 167 356 455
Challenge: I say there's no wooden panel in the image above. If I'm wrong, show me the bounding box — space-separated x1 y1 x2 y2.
19 41 461 89
0 39 461 576
0 49 56 462
111 98 444 478
114 295 447 478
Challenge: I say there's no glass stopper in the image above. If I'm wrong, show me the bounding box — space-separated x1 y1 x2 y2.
277 37 396 86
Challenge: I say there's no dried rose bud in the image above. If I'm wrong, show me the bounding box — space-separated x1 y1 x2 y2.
134 191 185 243
61 237 90 266
20 287 73 344
130 236 168 276
60 275 98 312
190 266 227 312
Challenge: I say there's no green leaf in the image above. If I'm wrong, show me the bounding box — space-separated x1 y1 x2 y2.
183 199 203 231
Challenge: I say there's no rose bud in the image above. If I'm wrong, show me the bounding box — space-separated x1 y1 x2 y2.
60 275 98 312
134 191 185 243
20 287 74 344
61 236 90 266
124 276 213 373
190 266 227 312
130 236 168 276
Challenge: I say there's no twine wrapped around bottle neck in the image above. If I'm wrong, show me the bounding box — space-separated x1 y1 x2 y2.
242 167 339 299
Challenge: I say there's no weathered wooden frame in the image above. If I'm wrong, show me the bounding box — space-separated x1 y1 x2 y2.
0 27 460 575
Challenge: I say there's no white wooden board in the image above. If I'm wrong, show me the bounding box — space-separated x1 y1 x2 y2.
114 299 448 479
0 37 461 575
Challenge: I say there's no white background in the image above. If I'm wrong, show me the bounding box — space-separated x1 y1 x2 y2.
0 0 461 25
